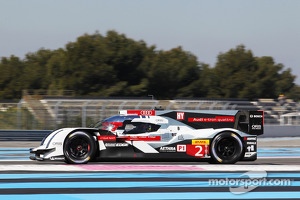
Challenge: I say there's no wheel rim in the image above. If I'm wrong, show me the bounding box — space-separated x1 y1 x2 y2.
216 138 237 159
68 137 90 160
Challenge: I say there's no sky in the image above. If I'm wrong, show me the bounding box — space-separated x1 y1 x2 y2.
1 0 300 84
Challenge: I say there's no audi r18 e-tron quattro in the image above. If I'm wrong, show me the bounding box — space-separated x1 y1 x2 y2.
30 109 264 164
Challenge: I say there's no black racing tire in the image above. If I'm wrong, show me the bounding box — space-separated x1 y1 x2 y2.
210 132 243 164
63 131 96 164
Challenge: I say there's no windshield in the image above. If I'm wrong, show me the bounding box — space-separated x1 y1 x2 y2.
122 122 161 134
93 115 139 131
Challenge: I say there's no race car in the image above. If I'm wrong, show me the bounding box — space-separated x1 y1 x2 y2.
30 109 264 164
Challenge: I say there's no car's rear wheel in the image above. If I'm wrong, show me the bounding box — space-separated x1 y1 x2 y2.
210 132 243 164
63 131 96 164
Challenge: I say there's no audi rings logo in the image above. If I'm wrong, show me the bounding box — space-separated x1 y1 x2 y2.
140 110 154 115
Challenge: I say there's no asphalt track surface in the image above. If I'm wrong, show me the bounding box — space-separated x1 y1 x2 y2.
0 138 300 199
1 138 300 165
0 162 300 200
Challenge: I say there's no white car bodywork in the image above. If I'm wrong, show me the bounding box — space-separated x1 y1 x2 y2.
30 109 263 164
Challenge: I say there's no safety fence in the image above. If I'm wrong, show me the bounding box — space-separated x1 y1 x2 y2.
0 97 299 130
0 130 51 141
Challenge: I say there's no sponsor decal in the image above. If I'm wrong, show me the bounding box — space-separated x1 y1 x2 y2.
104 143 116 147
98 135 116 141
247 142 256 145
192 139 210 145
105 143 129 147
251 124 262 130
159 146 176 152
244 137 257 145
118 135 161 141
50 156 65 161
155 118 165 123
250 114 263 118
52 142 62 146
177 112 185 120
249 111 264 135
188 116 235 123
186 144 209 158
116 143 129 147
245 137 256 141
177 144 186 152
244 152 256 157
247 144 256 152
244 137 257 152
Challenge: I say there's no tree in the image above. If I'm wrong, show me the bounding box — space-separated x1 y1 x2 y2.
0 31 299 101
212 45 297 99
104 30 150 96
253 56 296 98
0 56 25 99
147 47 200 99
187 64 219 98
61 33 118 95
23 49 54 90
46 48 67 90
214 45 258 98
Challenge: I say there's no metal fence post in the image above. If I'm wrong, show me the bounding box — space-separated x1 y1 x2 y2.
82 101 90 127
17 99 23 129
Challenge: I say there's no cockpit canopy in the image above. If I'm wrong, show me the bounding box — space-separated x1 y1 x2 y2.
119 121 161 134
93 115 138 131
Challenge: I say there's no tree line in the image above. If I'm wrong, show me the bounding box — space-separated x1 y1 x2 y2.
0 30 299 100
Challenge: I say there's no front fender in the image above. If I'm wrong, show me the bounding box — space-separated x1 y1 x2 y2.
31 128 98 160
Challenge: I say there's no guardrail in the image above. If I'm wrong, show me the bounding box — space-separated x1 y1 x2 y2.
0 125 300 141
0 130 51 141
262 125 300 138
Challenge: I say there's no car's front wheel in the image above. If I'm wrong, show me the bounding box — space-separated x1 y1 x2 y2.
63 131 96 164
210 132 244 164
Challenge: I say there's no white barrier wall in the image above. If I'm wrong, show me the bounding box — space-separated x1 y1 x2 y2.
262 125 300 138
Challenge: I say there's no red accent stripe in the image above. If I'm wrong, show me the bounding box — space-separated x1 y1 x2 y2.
260 110 264 125
118 136 161 141
188 116 235 123
98 135 161 141
97 135 116 141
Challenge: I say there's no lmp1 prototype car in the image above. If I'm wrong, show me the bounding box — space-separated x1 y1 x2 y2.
30 110 264 164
